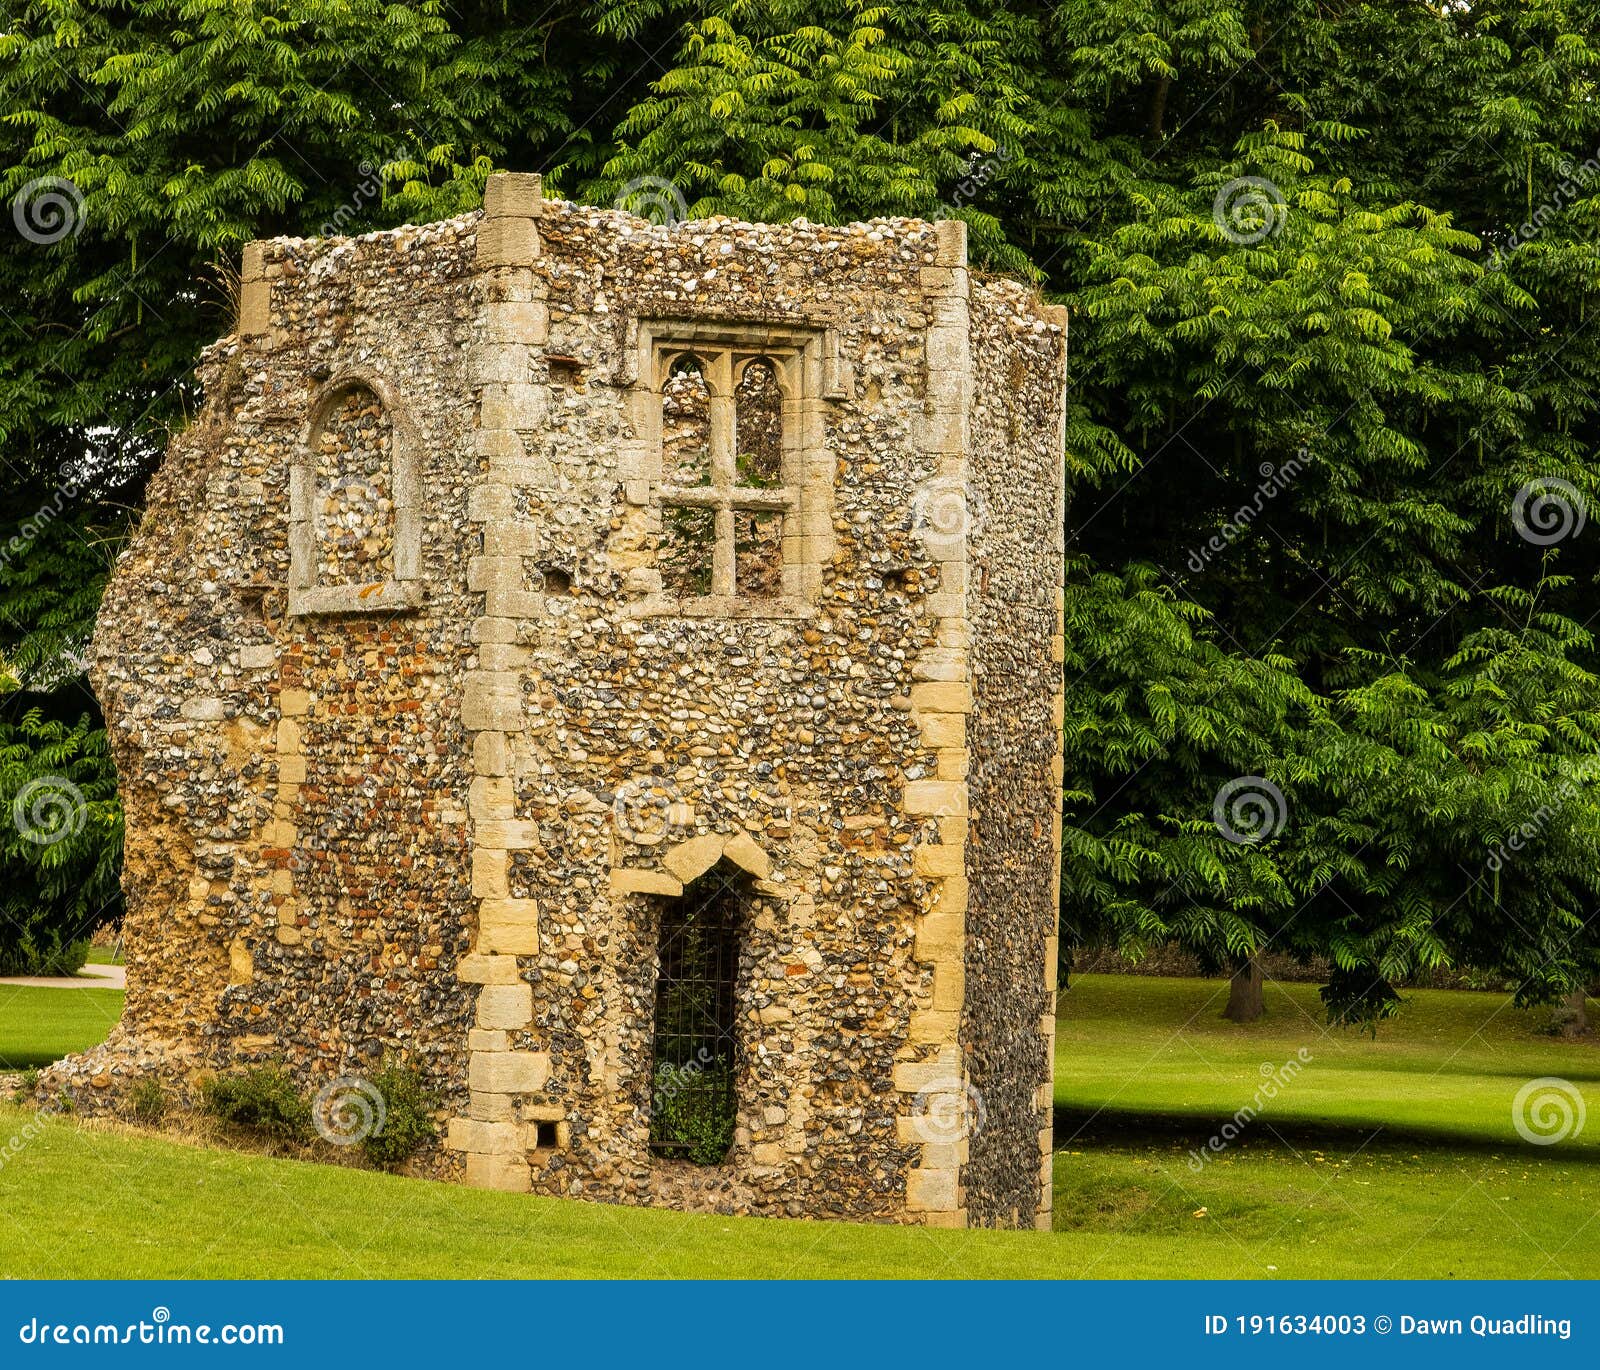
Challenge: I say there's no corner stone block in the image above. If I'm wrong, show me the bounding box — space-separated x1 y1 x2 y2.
910 682 972 715
918 712 966 750
474 819 540 851
483 172 543 220
461 673 522 732
892 1049 960 1094
464 1151 531 1193
476 982 533 1030
468 1050 550 1094
468 774 515 820
471 848 510 898
903 780 968 817
912 844 964 878
474 216 540 269
906 1166 960 1213
469 341 529 388
446 1117 525 1155
477 897 540 955
915 906 964 963
932 218 968 268
458 952 524 985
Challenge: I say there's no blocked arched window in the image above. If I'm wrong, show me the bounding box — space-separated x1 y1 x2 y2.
316 384 395 584
289 371 422 615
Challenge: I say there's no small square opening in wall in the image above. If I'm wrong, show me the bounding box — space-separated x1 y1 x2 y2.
533 564 572 595
547 355 584 388
533 1120 561 1150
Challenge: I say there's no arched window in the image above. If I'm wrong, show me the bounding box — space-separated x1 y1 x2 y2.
289 371 422 616
733 359 784 598
648 863 747 1164
658 356 716 599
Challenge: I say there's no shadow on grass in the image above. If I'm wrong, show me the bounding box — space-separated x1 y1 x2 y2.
1053 1103 1600 1163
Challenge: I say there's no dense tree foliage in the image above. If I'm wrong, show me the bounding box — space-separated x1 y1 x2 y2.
3 0 1599 1017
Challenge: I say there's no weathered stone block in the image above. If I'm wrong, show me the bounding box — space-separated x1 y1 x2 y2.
464 1151 531 1193
910 682 972 715
476 982 532 1029
906 1166 959 1212
474 216 540 268
458 953 523 986
468 1050 549 1094
912 844 963 878
663 833 723 884
903 780 967 817
609 867 682 896
483 172 543 220
477 898 540 955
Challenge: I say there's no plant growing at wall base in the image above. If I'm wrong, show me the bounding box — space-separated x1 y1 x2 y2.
360 1063 436 1169
201 1067 311 1142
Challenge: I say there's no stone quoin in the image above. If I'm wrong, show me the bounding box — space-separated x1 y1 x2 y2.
54 174 1068 1229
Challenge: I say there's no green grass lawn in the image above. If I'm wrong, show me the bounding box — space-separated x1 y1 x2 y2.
1055 974 1600 1151
0 973 1593 1277
0 985 126 1069
84 946 123 967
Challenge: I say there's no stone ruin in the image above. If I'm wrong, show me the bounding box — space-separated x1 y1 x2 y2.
55 173 1068 1229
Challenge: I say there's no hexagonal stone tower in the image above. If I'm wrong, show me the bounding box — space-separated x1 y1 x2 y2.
61 173 1067 1229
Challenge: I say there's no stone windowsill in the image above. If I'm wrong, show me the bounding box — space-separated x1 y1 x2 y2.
288 579 425 617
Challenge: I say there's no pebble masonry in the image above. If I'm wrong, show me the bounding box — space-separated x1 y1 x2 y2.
50 174 1069 1228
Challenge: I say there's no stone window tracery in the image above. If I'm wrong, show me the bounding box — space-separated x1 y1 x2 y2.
625 321 841 617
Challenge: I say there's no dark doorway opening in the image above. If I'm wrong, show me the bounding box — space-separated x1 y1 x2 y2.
648 864 744 1164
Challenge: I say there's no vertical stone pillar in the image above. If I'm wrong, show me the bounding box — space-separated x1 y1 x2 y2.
894 219 974 1228
448 172 551 1193
238 242 270 338
1038 301 1070 1230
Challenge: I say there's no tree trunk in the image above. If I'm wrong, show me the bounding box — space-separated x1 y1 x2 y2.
1557 988 1589 1038
1223 956 1265 1023
1146 74 1171 142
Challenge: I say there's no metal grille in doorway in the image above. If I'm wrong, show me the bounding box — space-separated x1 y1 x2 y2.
648 868 743 1164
